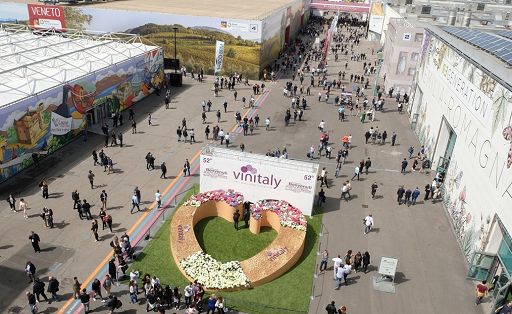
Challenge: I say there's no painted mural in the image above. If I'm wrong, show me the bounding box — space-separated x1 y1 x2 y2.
260 0 309 69
413 31 512 261
0 49 163 182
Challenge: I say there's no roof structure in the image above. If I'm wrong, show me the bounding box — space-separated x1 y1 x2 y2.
8 0 299 20
0 23 159 108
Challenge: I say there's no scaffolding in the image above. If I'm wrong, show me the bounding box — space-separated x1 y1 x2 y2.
0 23 159 109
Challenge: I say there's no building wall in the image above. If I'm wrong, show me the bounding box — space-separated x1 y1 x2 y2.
260 0 309 70
410 31 512 261
381 19 424 95
0 49 164 182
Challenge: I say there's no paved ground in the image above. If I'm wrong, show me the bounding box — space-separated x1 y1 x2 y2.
0 20 484 314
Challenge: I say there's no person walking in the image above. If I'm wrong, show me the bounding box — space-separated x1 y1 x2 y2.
400 158 408 174
82 200 92 220
155 190 162 209
265 117 271 131
424 183 431 200
391 132 397 146
362 251 371 273
20 198 28 219
130 193 140 214
326 301 337 314
176 126 182 141
160 162 167 179
26 261 36 282
363 214 374 234
216 110 221 123
320 250 329 272
88 170 95 189
320 167 329 188
7 194 16 211
351 166 360 181
80 288 91 313
48 276 60 302
91 278 104 302
475 280 488 305
100 190 108 208
408 146 414 159
364 157 372 174
33 278 49 303
29 231 41 253
397 186 405 205
72 277 81 299
91 220 99 242
183 159 191 177
233 209 240 230
27 291 37 314
103 274 114 297
371 182 378 199
411 187 421 205
404 188 412 206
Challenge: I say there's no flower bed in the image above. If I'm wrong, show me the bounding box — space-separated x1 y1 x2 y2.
251 200 307 232
179 251 250 289
183 189 244 208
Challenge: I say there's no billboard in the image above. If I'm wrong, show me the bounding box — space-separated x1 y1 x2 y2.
27 4 66 30
200 148 319 216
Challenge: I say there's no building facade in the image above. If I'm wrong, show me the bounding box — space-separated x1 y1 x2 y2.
381 18 424 95
410 28 512 310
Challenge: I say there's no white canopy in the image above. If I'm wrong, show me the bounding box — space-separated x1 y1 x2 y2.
0 23 159 108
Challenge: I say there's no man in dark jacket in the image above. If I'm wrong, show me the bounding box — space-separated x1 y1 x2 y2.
47 276 60 301
326 301 337 314
397 186 405 205
80 288 91 313
33 278 50 303
29 231 41 253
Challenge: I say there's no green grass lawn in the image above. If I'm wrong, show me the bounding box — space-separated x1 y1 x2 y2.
129 185 321 314
194 217 276 262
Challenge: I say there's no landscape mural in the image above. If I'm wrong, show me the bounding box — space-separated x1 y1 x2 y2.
0 49 163 181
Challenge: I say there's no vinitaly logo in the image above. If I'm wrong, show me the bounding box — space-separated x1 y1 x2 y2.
233 164 282 189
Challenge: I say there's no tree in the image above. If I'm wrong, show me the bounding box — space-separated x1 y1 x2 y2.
64 7 92 30
226 48 236 58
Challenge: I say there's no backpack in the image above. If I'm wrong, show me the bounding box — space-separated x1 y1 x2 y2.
116 300 123 309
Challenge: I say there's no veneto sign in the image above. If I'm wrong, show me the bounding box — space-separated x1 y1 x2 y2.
200 148 319 216
27 4 66 30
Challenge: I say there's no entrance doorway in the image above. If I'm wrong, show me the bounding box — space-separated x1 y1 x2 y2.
434 117 457 174
86 102 110 130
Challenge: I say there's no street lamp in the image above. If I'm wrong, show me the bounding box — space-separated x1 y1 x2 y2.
173 27 178 73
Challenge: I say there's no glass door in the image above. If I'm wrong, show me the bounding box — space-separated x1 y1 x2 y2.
467 252 497 281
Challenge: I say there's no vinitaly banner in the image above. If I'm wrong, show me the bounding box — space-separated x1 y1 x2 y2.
200 147 319 216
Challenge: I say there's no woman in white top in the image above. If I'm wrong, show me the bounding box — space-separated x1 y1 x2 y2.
19 198 28 219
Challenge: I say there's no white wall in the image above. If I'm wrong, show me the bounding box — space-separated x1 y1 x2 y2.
412 31 512 260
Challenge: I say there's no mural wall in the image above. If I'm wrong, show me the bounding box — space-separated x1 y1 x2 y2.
0 49 163 181
413 31 512 260
260 0 309 69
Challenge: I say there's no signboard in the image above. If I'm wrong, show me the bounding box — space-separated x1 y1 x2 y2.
214 40 224 74
220 21 249 32
378 257 398 277
27 4 66 30
50 112 72 135
200 147 319 216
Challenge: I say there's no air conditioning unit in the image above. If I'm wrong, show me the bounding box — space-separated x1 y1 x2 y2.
421 5 432 15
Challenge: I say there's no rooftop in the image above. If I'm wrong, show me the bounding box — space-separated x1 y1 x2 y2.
7 0 298 20
0 23 159 108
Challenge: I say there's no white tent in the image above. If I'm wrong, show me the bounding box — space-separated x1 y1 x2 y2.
0 23 160 109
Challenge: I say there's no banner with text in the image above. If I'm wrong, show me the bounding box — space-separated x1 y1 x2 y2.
50 112 72 135
214 40 224 73
200 150 319 216
27 4 66 30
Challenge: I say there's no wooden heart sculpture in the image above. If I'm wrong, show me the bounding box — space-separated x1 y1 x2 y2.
170 189 307 290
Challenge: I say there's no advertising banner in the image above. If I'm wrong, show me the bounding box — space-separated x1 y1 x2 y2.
200 148 319 216
214 40 225 74
50 112 72 135
27 4 66 30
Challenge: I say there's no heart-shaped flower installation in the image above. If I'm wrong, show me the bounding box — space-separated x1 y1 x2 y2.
171 189 307 290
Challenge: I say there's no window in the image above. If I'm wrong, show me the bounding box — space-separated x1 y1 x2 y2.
411 53 419 61
415 33 424 42
408 68 416 76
